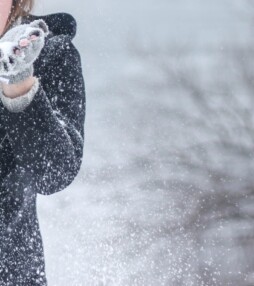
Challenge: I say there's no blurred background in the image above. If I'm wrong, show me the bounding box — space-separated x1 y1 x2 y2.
34 0 254 285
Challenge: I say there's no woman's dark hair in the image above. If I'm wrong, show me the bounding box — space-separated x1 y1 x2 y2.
5 0 34 31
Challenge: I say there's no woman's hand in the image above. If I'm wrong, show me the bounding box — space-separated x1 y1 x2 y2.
1 76 36 98
1 36 36 98
0 19 49 85
0 26 42 98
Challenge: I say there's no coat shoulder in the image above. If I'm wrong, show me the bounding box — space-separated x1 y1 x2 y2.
22 12 77 39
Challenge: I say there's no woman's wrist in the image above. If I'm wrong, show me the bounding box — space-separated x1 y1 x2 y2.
1 76 36 98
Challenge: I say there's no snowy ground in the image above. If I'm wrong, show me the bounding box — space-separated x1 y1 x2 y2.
33 1 254 285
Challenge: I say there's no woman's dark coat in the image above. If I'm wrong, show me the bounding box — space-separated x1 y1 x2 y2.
0 13 86 285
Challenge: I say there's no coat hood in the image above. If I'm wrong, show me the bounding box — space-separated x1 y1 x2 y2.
21 13 77 40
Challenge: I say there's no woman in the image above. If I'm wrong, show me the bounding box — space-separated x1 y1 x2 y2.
0 0 86 285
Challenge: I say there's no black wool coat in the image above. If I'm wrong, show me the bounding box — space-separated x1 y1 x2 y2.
0 13 86 285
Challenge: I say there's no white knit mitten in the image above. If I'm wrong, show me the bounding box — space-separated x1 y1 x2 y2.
0 19 49 85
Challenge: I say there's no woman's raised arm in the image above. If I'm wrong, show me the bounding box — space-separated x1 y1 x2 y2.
0 34 86 195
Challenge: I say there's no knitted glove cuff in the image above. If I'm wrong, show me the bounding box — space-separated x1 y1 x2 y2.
0 77 39 112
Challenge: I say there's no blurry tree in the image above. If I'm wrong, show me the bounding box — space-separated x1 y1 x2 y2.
126 8 254 284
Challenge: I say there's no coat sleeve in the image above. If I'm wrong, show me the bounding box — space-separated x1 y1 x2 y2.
0 37 86 195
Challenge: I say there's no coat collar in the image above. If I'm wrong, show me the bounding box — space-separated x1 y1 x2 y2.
21 12 77 40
